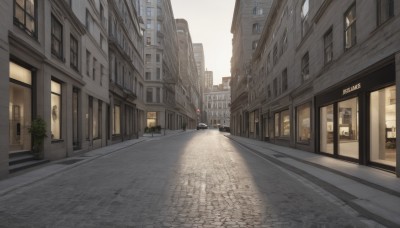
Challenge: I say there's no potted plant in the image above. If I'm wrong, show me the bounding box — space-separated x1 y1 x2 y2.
28 117 47 159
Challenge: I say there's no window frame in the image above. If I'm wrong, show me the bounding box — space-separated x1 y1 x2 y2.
377 0 394 26
324 27 333 65
301 52 310 81
14 0 38 37
51 79 62 141
344 3 357 51
70 34 79 71
51 14 63 60
301 0 310 37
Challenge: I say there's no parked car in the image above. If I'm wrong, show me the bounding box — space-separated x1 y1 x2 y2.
197 123 208 130
219 125 230 132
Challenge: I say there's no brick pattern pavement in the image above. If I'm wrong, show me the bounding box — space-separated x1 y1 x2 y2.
0 131 378 227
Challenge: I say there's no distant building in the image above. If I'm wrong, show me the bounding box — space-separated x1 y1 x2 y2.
204 78 231 128
205 70 213 91
193 43 206 122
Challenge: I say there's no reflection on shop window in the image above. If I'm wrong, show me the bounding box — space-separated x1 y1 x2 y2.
51 80 61 140
147 112 157 127
113 105 121 135
297 103 310 144
320 105 334 154
338 98 359 159
370 85 396 166
9 62 32 152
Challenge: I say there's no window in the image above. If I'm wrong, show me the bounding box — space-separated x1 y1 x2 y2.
145 72 151 80
145 54 151 64
156 54 160 62
146 7 152 17
100 3 105 27
253 6 263 15
250 112 255 133
301 52 310 81
51 15 63 59
93 99 99 139
146 88 153 103
275 110 290 138
100 34 104 50
157 22 161 31
70 35 78 70
345 4 356 50
301 0 310 37
252 23 260 33
273 78 278 97
267 84 271 98
86 10 93 33
146 19 152 29
377 0 394 26
252 41 258 50
147 112 157 127
146 37 151 45
86 50 91 76
156 68 161 80
370 85 396 166
92 58 97 80
51 80 62 140
113 105 121 135
100 64 104 86
281 29 288 54
267 52 271 72
14 0 37 37
282 69 288 92
297 103 311 144
273 43 278 65
324 28 333 65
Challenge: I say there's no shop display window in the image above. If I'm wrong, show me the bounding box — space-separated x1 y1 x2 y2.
281 110 290 137
297 103 311 144
147 112 157 127
51 80 61 140
370 85 396 166
338 98 359 159
113 105 121 135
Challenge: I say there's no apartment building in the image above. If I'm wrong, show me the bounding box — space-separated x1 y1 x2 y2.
108 0 144 143
230 0 273 138
176 19 201 129
204 81 231 128
139 0 181 130
235 0 400 175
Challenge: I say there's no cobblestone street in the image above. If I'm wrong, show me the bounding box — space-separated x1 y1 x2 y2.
0 131 380 227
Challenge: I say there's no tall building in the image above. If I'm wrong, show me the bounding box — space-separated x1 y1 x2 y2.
108 0 145 143
193 43 206 122
230 0 272 138
205 70 214 91
234 0 400 176
176 19 201 129
139 0 180 130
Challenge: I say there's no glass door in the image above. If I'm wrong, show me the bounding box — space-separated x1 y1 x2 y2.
338 97 359 159
320 104 334 154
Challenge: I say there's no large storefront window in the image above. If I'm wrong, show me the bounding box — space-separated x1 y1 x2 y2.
320 105 334 154
9 62 32 153
297 103 311 144
274 110 290 138
113 105 121 135
370 85 396 166
338 97 359 159
51 80 61 140
249 112 255 133
147 112 157 127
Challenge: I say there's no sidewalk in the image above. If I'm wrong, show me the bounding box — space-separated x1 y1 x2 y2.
0 130 192 197
226 135 400 227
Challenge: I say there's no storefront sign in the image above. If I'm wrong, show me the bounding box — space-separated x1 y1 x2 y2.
342 83 361 95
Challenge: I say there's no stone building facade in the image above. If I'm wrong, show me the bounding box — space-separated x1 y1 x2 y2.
204 70 213 91
176 19 201 129
139 0 181 130
230 0 273 139
0 0 146 179
193 43 206 123
204 81 231 128
108 0 144 144
231 0 400 176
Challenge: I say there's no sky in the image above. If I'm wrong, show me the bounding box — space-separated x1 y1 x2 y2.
170 0 235 85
